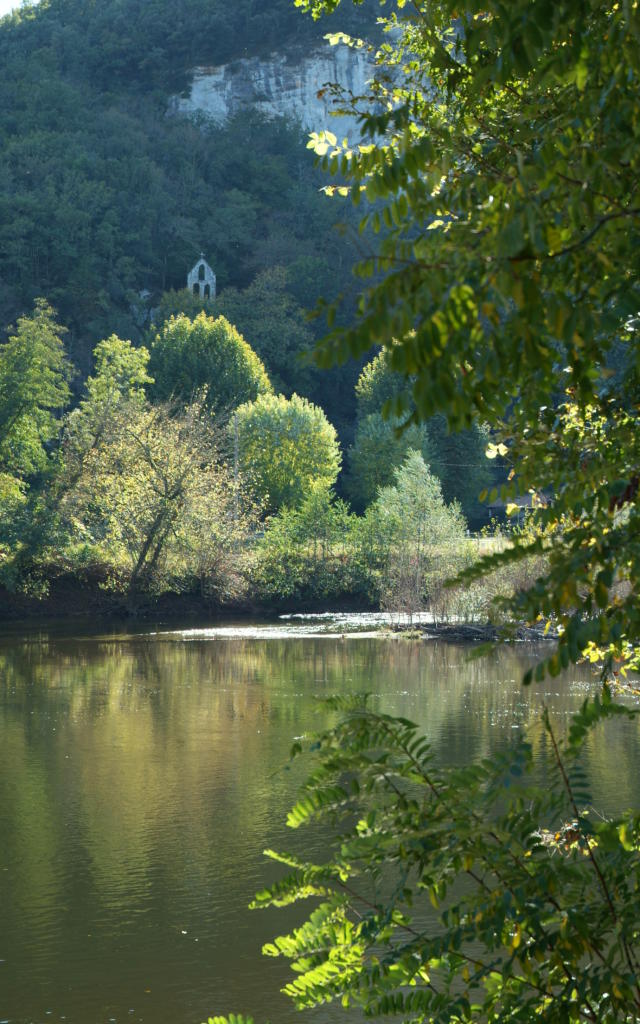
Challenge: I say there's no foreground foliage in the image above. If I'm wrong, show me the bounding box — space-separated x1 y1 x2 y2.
210 693 640 1024
304 0 640 673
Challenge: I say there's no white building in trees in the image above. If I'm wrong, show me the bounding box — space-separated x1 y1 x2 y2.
188 254 216 299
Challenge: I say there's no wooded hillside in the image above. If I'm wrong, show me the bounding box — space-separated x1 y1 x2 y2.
0 0 372 425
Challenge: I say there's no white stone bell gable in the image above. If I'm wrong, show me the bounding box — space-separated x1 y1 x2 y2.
187 254 216 300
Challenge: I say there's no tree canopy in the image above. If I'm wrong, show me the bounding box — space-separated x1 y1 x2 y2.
234 392 341 513
149 312 272 413
0 0 374 93
79 335 151 418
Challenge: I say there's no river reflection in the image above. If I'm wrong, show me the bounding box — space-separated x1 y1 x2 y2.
0 625 638 1024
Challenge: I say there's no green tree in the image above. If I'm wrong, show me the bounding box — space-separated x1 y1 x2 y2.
0 300 70 485
149 313 272 414
254 482 364 604
351 352 492 520
346 412 435 511
10 335 155 582
304 0 640 673
234 392 341 512
0 300 71 558
65 335 152 454
354 349 406 419
364 449 468 620
60 397 250 596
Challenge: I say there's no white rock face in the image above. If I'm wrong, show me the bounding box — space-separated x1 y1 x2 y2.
169 43 377 139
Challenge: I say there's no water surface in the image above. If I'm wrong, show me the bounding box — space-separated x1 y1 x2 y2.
0 619 637 1024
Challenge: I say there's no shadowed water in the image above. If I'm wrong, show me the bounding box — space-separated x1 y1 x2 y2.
0 620 638 1024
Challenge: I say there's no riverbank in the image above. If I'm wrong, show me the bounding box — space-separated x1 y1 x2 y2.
0 572 374 624
0 574 213 622
0 573 558 646
388 621 559 642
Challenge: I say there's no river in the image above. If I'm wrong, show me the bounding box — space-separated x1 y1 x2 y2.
0 616 638 1024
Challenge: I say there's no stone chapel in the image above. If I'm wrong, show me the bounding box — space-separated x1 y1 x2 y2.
187 254 216 300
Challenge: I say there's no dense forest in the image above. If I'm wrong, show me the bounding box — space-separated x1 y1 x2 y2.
0 0 502 613
0 0 376 426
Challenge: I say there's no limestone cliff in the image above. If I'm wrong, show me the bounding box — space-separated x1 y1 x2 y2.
169 42 377 138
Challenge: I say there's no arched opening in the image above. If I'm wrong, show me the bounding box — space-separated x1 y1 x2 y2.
193 283 200 296
198 263 205 281
204 284 210 299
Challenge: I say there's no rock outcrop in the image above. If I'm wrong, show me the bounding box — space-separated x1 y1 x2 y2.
169 42 377 138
